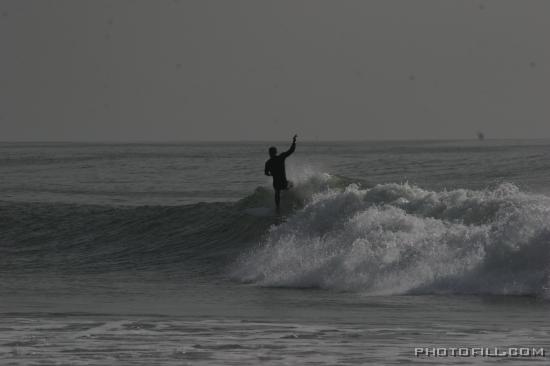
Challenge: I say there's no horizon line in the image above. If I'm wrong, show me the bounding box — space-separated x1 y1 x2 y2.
1 137 550 144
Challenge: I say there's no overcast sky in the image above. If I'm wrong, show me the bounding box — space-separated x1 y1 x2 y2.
1 0 549 141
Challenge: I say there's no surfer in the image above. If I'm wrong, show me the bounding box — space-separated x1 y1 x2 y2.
265 134 297 211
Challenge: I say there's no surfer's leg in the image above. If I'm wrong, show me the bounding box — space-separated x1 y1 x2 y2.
274 189 281 211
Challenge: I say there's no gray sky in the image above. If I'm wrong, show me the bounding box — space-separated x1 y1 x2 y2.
1 0 548 141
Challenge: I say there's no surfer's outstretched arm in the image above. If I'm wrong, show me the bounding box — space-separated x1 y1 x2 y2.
281 134 297 158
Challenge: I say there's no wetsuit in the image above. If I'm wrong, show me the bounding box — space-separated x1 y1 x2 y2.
265 141 295 190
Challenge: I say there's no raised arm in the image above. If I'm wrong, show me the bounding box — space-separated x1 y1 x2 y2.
280 134 297 159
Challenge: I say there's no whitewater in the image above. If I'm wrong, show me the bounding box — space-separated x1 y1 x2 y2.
235 179 550 298
1 140 550 365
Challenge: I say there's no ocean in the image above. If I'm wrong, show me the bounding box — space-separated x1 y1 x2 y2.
1 140 550 365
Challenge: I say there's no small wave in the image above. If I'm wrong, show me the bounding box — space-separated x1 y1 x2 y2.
232 182 550 298
0 172 345 273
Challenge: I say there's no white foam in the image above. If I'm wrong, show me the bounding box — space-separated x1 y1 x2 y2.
233 181 550 297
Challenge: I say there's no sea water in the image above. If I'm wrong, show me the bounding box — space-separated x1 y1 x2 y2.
1 140 550 365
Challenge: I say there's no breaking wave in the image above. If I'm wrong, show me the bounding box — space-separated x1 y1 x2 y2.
233 180 550 298
2 169 550 297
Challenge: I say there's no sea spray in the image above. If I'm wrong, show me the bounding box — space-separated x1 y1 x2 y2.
233 181 550 297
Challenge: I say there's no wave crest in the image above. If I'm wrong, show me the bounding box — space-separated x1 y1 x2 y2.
232 182 550 297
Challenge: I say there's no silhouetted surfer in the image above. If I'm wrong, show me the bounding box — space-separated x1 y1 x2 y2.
265 134 297 211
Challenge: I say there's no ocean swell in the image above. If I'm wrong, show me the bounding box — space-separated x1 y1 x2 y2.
0 172 346 273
